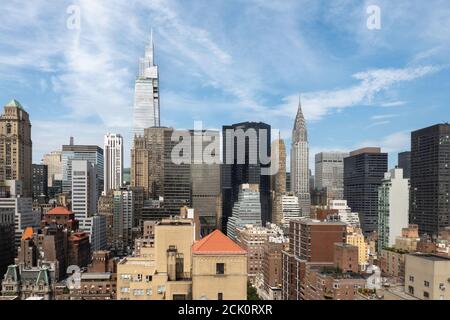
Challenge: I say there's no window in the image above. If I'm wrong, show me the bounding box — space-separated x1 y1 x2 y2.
424 281 430 287
133 289 144 296
157 285 165 294
120 274 131 280
120 287 130 293
218 292 223 300
216 263 225 275
424 291 430 299
145 275 152 282
146 289 153 296
408 286 414 295
409 276 414 282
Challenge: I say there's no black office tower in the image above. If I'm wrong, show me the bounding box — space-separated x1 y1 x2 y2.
410 124 450 237
221 122 271 230
398 151 411 179
344 148 388 235
32 164 48 203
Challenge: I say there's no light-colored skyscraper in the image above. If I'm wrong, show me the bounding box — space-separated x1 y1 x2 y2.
315 152 349 201
227 184 262 241
0 100 32 197
378 168 409 252
112 188 134 254
280 193 301 228
291 97 310 217
41 151 62 187
271 138 286 226
133 31 160 137
62 139 104 199
104 133 123 194
71 160 106 251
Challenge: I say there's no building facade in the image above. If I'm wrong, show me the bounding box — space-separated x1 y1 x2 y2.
315 152 349 201
32 164 48 202
398 151 411 179
133 32 160 136
344 147 388 235
222 122 271 230
291 99 311 217
378 168 410 252
410 124 450 237
41 151 62 187
0 99 32 197
104 133 123 194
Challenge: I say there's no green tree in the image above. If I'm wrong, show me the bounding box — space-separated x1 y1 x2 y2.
247 281 261 300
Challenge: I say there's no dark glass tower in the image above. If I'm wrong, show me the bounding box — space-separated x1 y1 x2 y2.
410 124 450 237
398 151 411 179
344 148 388 235
221 122 271 231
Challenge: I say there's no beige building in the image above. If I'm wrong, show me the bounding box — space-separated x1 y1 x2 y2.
380 248 407 280
41 151 62 187
271 138 286 225
405 254 450 300
0 99 32 197
346 226 368 269
117 218 195 300
394 224 420 252
192 230 247 300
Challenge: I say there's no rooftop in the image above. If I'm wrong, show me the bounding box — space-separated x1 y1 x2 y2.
192 230 247 255
410 254 450 262
47 206 72 215
5 99 24 110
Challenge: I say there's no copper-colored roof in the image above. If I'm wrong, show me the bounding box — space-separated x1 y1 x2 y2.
21 227 34 241
192 230 246 255
47 207 72 215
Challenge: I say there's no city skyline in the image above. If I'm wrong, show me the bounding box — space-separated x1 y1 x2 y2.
1 1 449 170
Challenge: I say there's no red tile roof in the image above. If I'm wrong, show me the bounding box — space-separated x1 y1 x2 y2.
47 207 72 215
192 230 246 255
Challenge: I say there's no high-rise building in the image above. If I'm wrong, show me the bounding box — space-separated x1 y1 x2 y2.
112 188 134 255
0 197 40 247
62 139 104 199
344 147 388 235
262 234 288 300
0 99 32 197
32 164 48 202
410 124 450 237
131 127 191 215
226 184 262 241
281 219 347 300
398 151 411 179
41 151 62 187
315 152 349 201
0 208 15 278
189 129 221 236
328 200 361 228
271 138 286 226
222 122 271 229
280 193 301 228
133 31 160 137
104 133 123 194
71 160 106 251
291 98 310 217
378 168 410 252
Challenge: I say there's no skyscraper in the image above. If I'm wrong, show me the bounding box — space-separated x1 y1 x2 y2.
104 133 123 194
378 168 409 252
0 99 32 197
133 31 160 137
32 164 48 202
410 124 450 236
189 129 221 236
222 122 271 229
398 151 411 179
62 138 104 199
315 152 349 201
131 127 191 215
271 138 286 226
41 151 62 187
291 98 310 217
344 147 388 235
226 184 262 241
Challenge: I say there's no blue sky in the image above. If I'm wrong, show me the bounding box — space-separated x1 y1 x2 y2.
1 0 449 170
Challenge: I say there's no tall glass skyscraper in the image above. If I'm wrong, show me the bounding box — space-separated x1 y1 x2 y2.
133 31 160 137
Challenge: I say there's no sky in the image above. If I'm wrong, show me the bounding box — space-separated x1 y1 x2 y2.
1 0 449 171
